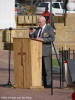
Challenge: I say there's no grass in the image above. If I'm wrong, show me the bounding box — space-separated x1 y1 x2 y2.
52 59 59 67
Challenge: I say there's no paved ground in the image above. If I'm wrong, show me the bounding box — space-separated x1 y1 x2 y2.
0 50 73 100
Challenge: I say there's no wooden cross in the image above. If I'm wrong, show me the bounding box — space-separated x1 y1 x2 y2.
18 40 26 66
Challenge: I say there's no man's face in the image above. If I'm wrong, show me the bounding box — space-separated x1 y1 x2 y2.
38 18 45 28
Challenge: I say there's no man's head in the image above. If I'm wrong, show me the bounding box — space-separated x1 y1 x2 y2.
38 16 46 28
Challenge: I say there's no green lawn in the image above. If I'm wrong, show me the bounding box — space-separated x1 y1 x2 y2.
52 59 59 67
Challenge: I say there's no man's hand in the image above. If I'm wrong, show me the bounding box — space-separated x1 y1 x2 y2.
29 27 34 33
37 37 44 42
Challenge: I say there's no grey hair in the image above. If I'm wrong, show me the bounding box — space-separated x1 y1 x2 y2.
38 16 46 22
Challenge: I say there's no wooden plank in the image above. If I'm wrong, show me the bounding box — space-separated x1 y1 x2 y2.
18 16 25 25
25 16 29 24
13 39 24 88
23 39 32 88
29 15 32 24
30 39 42 87
32 15 37 24
36 15 40 25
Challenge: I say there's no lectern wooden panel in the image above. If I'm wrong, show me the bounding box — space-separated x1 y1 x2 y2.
13 38 43 89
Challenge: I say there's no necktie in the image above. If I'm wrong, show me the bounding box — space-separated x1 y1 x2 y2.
39 28 42 37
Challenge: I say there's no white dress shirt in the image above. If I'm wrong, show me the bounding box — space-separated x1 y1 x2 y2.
37 24 46 38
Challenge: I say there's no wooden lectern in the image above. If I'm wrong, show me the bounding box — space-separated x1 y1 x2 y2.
13 38 43 89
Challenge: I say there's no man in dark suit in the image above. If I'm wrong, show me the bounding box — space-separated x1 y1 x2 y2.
29 16 55 88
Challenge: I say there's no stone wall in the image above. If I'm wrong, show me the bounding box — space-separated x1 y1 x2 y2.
0 14 75 50
55 13 75 50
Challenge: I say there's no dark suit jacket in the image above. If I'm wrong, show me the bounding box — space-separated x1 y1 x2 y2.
29 24 55 56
